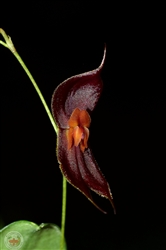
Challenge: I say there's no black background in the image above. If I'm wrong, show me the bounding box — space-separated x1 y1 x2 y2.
1 2 166 249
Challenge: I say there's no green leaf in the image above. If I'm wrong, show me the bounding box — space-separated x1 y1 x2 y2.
0 220 67 250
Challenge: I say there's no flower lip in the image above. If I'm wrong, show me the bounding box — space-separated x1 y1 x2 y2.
67 108 90 152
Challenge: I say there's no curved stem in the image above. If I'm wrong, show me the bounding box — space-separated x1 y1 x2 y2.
0 28 67 249
13 52 58 134
0 28 58 133
0 40 8 48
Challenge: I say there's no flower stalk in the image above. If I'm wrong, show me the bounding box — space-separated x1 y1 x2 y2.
0 28 66 250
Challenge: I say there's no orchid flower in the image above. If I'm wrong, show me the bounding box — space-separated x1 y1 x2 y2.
51 46 116 214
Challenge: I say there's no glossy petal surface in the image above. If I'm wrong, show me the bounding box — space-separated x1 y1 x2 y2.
51 48 106 129
51 46 116 213
57 129 116 213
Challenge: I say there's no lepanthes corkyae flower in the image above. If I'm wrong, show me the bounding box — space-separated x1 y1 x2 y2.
51 46 116 214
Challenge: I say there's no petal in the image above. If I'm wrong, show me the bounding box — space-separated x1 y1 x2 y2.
80 127 89 152
79 110 91 127
66 128 74 150
51 46 106 129
73 126 83 147
68 108 80 127
57 129 108 213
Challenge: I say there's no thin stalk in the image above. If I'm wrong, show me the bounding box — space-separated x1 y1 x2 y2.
60 174 67 249
0 28 67 250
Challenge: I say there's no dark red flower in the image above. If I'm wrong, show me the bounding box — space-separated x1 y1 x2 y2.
51 46 116 214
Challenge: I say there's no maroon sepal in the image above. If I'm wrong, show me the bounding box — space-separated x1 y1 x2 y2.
51 46 116 214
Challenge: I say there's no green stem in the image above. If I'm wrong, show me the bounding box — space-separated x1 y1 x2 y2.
0 28 67 250
13 52 58 134
60 174 67 249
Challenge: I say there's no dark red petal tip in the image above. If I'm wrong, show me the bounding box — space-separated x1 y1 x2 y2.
57 129 116 214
